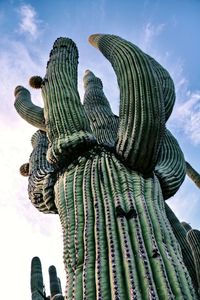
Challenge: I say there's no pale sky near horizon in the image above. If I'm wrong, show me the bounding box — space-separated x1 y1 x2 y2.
0 0 200 298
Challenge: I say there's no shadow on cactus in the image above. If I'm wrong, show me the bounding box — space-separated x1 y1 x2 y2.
15 35 199 299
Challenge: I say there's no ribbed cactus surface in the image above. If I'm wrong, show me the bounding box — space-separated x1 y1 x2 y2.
187 229 200 295
14 35 199 299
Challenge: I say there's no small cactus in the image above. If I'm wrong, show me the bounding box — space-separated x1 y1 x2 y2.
31 257 64 300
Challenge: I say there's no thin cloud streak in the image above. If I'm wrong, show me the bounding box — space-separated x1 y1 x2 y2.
18 4 40 39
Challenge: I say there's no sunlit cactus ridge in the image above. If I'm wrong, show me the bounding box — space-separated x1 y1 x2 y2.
14 35 200 299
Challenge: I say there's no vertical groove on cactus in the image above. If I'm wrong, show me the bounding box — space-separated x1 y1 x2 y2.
155 129 186 199
41 38 96 165
89 34 165 174
91 154 111 299
187 229 200 295
83 70 118 147
72 163 85 299
14 86 45 131
165 203 198 293
82 158 96 299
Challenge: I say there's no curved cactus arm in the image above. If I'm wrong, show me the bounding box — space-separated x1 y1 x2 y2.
28 130 58 214
31 257 46 300
164 203 198 293
83 70 118 147
145 54 175 121
155 129 186 199
186 161 200 189
187 229 200 295
89 34 165 174
14 86 46 131
41 37 96 165
181 221 192 232
49 266 64 300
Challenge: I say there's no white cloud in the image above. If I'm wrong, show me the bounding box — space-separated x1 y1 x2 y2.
141 22 165 51
166 59 200 145
18 4 40 38
170 91 200 144
167 177 200 230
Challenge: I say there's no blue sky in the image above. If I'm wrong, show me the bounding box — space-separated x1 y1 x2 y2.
0 0 200 298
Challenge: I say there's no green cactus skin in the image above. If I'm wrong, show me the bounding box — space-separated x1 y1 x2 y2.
155 129 186 200
186 161 200 189
41 38 97 166
83 69 185 200
49 265 64 299
165 204 198 293
53 149 196 299
31 257 45 300
181 222 192 232
145 54 175 122
15 36 198 299
83 70 118 148
27 130 57 214
31 257 64 300
187 229 200 295
14 86 45 131
89 34 166 175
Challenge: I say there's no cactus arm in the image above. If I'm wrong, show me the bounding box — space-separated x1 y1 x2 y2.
186 161 200 189
83 70 118 147
165 203 198 293
41 38 97 165
49 265 64 299
89 34 165 174
145 54 175 121
31 257 46 300
187 229 200 295
28 130 57 214
181 221 192 232
155 129 186 199
14 86 46 131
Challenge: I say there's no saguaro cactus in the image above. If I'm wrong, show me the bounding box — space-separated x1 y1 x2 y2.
31 257 64 300
15 35 198 299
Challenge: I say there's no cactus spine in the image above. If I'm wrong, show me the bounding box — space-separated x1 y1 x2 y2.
15 35 199 299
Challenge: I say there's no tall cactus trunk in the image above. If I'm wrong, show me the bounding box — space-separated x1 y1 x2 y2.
54 151 196 299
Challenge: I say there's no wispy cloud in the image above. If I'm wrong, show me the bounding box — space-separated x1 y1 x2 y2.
170 90 200 144
18 4 40 39
141 22 165 51
167 59 200 145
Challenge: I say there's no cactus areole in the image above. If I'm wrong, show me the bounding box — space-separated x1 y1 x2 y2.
15 35 198 299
